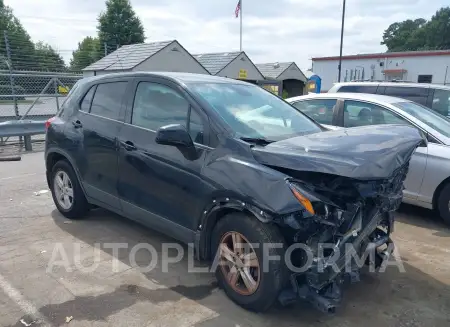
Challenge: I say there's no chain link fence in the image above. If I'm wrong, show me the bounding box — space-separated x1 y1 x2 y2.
0 30 84 154
0 71 82 153
0 70 82 121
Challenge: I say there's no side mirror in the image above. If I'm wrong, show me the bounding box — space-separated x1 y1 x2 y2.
155 124 194 147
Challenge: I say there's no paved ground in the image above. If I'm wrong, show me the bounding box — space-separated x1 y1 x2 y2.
0 152 449 327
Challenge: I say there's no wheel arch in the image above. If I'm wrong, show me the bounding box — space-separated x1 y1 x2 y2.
432 176 450 210
196 197 276 261
46 149 87 197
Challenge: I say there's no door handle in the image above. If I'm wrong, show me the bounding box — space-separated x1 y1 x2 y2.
72 120 83 128
120 140 137 151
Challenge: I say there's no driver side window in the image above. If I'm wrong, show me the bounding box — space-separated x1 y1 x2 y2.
343 100 411 128
131 82 206 144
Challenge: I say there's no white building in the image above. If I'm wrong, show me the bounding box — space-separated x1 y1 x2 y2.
312 50 450 91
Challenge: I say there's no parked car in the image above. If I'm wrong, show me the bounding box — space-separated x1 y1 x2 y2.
287 92 450 225
328 81 450 117
45 72 424 313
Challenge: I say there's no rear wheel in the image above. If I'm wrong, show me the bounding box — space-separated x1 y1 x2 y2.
211 213 288 312
436 183 450 226
50 160 89 219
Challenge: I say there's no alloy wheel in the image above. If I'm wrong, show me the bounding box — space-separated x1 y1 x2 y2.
219 231 260 295
53 170 74 210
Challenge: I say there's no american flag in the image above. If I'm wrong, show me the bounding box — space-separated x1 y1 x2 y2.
235 0 241 18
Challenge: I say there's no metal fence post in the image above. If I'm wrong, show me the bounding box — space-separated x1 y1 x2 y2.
53 78 60 112
3 31 19 118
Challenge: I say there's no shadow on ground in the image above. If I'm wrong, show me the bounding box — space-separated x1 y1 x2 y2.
8 207 450 326
396 203 450 237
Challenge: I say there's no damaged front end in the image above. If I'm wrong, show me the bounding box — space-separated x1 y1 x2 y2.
245 125 426 313
275 164 408 313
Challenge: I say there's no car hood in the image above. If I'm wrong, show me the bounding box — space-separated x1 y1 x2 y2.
251 124 426 180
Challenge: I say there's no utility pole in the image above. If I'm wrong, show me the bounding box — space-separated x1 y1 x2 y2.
337 0 346 82
3 31 18 118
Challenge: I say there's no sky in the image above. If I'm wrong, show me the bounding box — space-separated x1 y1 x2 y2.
3 0 449 71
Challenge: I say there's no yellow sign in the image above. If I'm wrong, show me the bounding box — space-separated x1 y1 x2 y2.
58 85 69 94
238 69 248 79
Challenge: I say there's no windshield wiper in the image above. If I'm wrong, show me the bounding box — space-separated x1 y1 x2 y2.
240 137 274 145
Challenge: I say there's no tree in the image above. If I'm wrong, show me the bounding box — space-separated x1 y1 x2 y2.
0 0 36 70
97 0 145 51
381 7 450 52
381 19 426 52
424 7 450 50
70 36 101 71
35 41 66 71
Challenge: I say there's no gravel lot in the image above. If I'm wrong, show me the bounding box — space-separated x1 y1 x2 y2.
0 152 449 327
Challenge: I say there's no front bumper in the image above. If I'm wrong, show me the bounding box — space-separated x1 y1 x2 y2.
279 210 395 313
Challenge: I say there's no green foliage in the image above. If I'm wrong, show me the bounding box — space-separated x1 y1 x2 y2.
0 1 35 70
97 0 145 51
0 1 66 71
35 41 66 71
70 37 101 71
381 7 450 51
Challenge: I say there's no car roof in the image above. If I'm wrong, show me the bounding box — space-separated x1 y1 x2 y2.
332 81 450 90
79 71 251 85
287 92 413 104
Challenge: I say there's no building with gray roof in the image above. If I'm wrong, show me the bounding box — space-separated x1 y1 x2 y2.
256 62 308 97
193 51 264 81
83 40 209 77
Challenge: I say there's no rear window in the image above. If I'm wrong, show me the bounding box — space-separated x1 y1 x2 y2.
90 82 127 120
57 81 81 117
431 88 450 117
337 85 378 94
384 86 429 106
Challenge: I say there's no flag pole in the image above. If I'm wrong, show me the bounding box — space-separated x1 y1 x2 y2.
240 0 243 51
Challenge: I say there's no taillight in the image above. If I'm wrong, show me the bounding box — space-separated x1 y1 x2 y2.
45 117 56 130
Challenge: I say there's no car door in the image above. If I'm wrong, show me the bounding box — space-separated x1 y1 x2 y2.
291 98 341 127
68 79 130 209
117 77 212 243
342 99 428 201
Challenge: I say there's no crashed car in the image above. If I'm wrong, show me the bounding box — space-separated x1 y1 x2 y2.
45 72 425 313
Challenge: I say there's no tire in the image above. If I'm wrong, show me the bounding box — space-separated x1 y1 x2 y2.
50 160 89 219
437 183 450 226
211 212 288 312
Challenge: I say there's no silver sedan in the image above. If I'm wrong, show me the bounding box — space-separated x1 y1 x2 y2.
286 92 450 225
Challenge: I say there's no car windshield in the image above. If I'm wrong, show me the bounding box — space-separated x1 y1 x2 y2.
189 82 321 141
393 101 450 138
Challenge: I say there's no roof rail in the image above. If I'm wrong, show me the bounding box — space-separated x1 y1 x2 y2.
348 79 413 83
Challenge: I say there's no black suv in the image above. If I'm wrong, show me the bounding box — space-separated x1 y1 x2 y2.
45 72 424 313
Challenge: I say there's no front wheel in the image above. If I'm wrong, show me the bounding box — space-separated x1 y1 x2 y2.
437 183 450 226
211 213 288 312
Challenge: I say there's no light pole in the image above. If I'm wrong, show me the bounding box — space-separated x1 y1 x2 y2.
337 0 346 82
